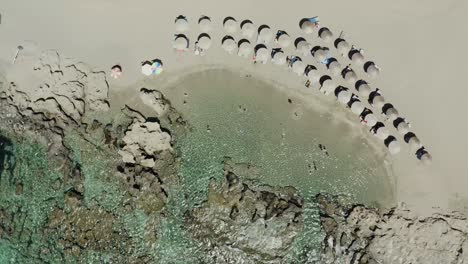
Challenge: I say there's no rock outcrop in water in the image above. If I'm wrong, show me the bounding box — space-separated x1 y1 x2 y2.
186 160 304 264
317 194 468 264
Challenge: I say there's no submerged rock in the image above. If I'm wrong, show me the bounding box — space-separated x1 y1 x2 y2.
186 163 304 264
317 194 468 264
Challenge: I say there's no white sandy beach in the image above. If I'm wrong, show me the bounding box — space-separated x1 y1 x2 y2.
1 0 467 214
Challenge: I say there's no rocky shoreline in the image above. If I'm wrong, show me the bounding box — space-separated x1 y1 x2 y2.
1 51 467 263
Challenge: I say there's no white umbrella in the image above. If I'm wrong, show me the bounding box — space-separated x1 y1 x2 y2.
306 68 320 83
141 62 154 76
375 126 390 140
351 101 365 115
319 28 333 43
272 51 286 65
387 140 401 155
357 82 371 98
337 89 352 104
408 136 422 152
277 33 291 48
175 17 189 32
198 16 212 31
320 78 336 95
396 121 410 135
366 64 380 78
420 153 432 165
344 70 357 83
258 26 273 44
385 107 399 120
255 47 269 63
296 40 311 56
336 39 350 54
224 17 238 33
241 21 255 38
328 60 341 76
314 49 328 63
301 20 316 34
238 40 252 57
174 36 188 50
222 37 237 53
197 35 212 50
364 113 378 127
292 61 306 76
371 95 385 108
351 52 365 66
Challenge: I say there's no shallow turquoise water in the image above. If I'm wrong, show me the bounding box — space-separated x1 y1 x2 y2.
164 68 394 207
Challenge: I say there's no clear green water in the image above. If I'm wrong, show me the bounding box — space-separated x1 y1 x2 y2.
157 68 395 263
163 68 394 206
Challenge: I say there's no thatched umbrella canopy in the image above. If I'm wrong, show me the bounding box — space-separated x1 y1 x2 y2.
241 20 255 38
364 62 380 78
175 16 189 32
197 34 212 50
237 39 252 57
222 36 236 53
295 39 311 56
255 45 269 63
375 126 390 140
350 51 365 66
314 49 328 63
384 107 399 120
198 16 212 31
387 139 401 155
364 113 378 127
272 50 286 65
337 89 352 104
351 100 365 115
319 27 333 43
335 38 350 54
371 95 385 108
320 77 336 96
258 25 274 43
356 81 371 98
305 66 320 83
343 70 357 83
223 17 238 33
300 19 317 34
420 152 432 165
328 60 341 76
174 35 189 50
408 136 422 152
277 32 291 48
396 121 410 135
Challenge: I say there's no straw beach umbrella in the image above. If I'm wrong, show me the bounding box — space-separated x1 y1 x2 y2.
319 27 333 43
175 16 189 32
364 113 378 127
349 50 365 66
356 81 371 98
343 70 357 83
327 60 342 76
197 34 212 50
337 89 352 104
258 25 274 44
364 62 380 78
320 76 336 95
351 100 365 115
292 60 306 76
110 65 122 79
335 38 350 55
305 65 320 83
296 39 311 56
395 118 410 135
371 95 385 108
386 138 401 155
299 18 317 34
238 39 252 57
420 152 432 165
313 49 328 63
241 20 255 38
222 36 236 53
255 44 269 63
174 35 189 51
384 107 399 120
375 126 390 140
198 16 212 31
408 136 422 152
277 32 291 48
223 17 238 33
272 49 286 65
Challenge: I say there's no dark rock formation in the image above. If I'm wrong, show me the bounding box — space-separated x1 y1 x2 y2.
317 194 468 264
186 162 304 264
